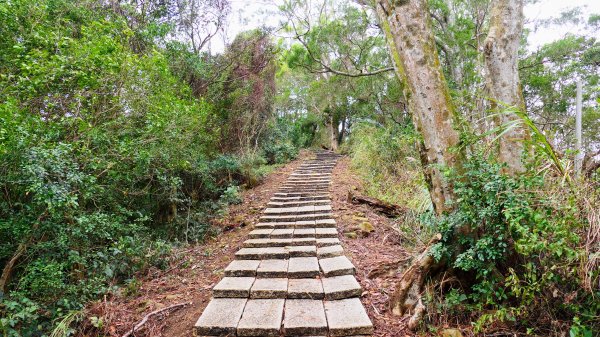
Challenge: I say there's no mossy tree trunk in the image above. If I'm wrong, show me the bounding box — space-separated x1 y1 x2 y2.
375 0 463 215
484 0 529 173
374 0 466 329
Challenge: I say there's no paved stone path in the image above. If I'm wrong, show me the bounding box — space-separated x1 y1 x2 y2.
194 151 373 336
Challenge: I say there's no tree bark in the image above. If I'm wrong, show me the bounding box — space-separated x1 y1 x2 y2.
0 242 28 294
484 0 528 173
375 0 463 214
327 114 339 151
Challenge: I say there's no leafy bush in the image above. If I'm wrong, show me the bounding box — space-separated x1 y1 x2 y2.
425 157 598 334
345 123 430 211
0 1 292 335
263 143 298 165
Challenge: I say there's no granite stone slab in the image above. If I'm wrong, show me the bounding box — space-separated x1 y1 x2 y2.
224 260 260 277
250 278 288 299
237 299 285 336
257 259 288 278
288 257 320 278
324 298 373 336
287 278 324 299
319 256 355 276
317 244 344 258
212 277 255 298
322 275 362 300
287 245 317 257
194 298 247 335
315 227 338 238
283 300 328 336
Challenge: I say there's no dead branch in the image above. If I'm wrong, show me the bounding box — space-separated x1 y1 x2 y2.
121 302 191 337
347 191 406 217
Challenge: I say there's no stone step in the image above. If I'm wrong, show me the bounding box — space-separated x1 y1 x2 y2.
281 182 330 186
257 259 288 278
242 236 340 248
270 195 329 201
194 298 373 336
274 192 331 197
283 299 328 335
325 298 374 336
242 238 316 248
271 192 330 198
267 200 331 208
277 188 330 193
322 275 362 300
236 245 316 258
287 177 331 184
289 173 332 175
194 298 247 335
254 219 337 229
287 278 324 299
259 213 335 222
248 228 320 239
263 205 332 215
210 273 362 301
315 227 338 238
194 154 374 336
319 256 356 276
213 277 255 298
224 260 261 277
237 299 284 336
316 237 341 247
288 257 320 278
250 278 288 298
317 244 344 258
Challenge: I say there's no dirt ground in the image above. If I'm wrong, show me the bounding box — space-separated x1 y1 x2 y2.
83 152 413 337
331 157 413 337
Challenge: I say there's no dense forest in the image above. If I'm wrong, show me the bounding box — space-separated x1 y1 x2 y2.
0 0 598 336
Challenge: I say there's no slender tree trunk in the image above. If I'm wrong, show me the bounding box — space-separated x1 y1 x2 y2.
484 0 528 173
337 117 346 145
328 114 338 151
376 0 462 214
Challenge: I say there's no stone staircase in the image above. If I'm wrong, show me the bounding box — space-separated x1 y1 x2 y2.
194 151 373 336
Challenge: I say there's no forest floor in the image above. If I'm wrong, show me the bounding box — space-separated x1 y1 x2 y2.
85 151 412 337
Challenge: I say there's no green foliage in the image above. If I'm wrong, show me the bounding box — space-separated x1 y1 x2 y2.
0 1 290 335
277 0 402 150
521 34 600 152
426 156 597 333
345 123 430 210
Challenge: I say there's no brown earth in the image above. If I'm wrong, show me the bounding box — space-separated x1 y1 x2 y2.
81 152 413 337
331 157 413 337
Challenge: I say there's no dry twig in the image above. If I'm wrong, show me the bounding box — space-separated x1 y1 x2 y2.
121 302 191 337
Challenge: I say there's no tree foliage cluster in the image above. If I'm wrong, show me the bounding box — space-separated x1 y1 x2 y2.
0 0 297 335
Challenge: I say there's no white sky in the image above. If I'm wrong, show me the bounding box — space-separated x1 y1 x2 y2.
524 0 600 50
213 0 600 53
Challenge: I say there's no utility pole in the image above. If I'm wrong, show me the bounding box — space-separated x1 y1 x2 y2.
575 79 583 176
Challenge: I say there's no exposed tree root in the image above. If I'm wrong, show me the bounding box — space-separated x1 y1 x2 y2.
389 234 442 330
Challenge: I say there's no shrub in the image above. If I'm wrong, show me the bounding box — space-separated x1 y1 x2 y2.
425 156 598 334
262 142 298 165
345 123 430 211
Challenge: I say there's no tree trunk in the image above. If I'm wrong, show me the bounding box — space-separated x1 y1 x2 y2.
337 117 346 145
0 242 28 294
327 114 338 151
375 0 463 214
484 0 528 173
